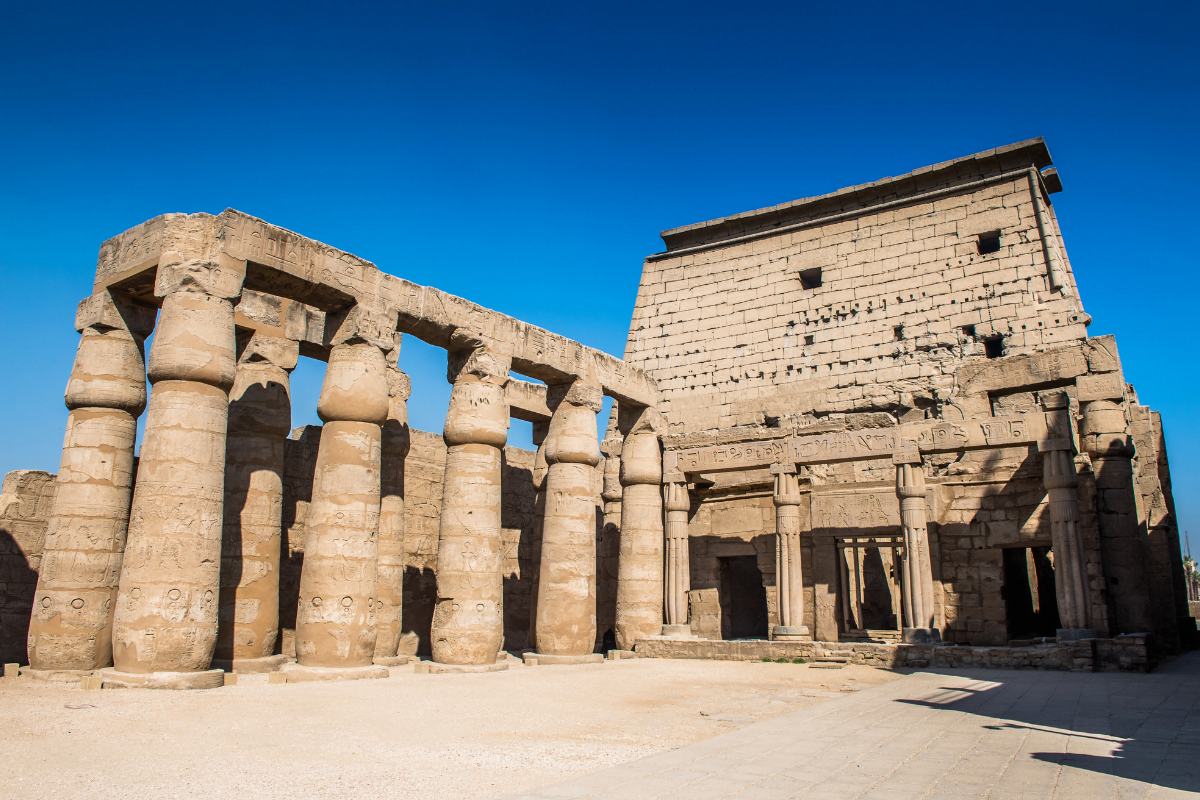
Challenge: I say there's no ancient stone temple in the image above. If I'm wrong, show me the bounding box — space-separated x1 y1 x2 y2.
3 137 1193 686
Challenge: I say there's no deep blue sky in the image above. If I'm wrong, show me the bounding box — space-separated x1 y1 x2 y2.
1 2 1196 551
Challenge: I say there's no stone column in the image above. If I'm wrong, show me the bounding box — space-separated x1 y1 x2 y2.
289 334 391 680
771 465 810 641
106 258 243 689
526 420 549 652
212 334 297 673
614 405 663 651
895 450 939 643
27 292 155 676
431 349 510 668
1039 439 1096 640
661 481 693 638
532 381 602 662
373 350 411 665
595 434 623 650
1081 398 1149 635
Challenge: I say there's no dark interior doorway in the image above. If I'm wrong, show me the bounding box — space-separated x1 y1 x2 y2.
1002 546 1061 640
719 555 769 639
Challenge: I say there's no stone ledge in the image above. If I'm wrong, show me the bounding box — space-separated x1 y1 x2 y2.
210 654 291 673
524 653 604 666
23 668 96 684
423 661 509 674
99 668 226 690
278 664 389 682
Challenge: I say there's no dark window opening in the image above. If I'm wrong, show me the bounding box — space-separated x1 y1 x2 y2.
719 556 769 639
893 325 904 341
803 335 815 346
799 267 822 290
978 230 1001 255
983 336 1005 359
961 324 976 339
1001 547 1060 640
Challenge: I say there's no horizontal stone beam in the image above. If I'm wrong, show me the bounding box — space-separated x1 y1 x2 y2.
506 380 551 423
94 210 657 407
664 413 1053 478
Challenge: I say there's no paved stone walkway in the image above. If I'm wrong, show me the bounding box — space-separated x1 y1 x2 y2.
500 653 1200 799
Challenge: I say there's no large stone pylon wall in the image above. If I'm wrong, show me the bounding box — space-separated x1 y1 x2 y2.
213 333 296 668
27 292 154 671
431 349 510 665
534 381 602 656
374 351 411 660
295 341 390 668
113 259 243 674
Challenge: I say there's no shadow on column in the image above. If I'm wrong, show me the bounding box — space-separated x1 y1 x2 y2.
0 529 39 664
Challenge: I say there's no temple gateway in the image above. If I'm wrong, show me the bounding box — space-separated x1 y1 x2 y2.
1 137 1192 686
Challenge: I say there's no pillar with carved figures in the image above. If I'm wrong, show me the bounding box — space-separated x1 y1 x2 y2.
771 464 810 641
894 450 939 644
1039 438 1096 640
661 480 694 638
614 405 663 651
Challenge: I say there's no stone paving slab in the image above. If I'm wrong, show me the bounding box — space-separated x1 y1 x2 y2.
498 653 1200 799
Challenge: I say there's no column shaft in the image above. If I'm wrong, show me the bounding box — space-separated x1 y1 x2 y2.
534 381 602 656
113 280 239 673
772 468 808 640
614 407 663 651
295 342 389 668
1042 445 1091 632
374 356 411 660
431 349 509 665
595 436 623 648
29 293 153 671
526 421 548 652
895 454 938 641
663 482 690 628
214 335 296 667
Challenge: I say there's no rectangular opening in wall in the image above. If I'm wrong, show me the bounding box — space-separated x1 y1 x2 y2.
718 556 769 640
977 230 1001 255
1001 547 1060 641
803 335 814 346
961 325 976 340
893 325 904 341
799 267 822 290
984 336 1005 359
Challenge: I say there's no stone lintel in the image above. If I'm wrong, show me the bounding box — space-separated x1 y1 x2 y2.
891 450 922 466
1037 438 1074 453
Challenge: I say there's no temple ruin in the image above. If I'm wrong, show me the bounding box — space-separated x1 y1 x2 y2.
1 137 1193 685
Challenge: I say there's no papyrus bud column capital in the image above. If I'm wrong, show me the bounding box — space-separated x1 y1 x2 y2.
375 347 412 662
432 348 511 665
771 465 809 640
614 405 664 651
534 380 602 657
295 338 390 670
214 333 298 671
1039 438 1095 638
894 450 938 643
29 291 155 672
111 259 243 678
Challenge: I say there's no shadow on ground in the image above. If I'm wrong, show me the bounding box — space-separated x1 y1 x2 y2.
896 651 1200 793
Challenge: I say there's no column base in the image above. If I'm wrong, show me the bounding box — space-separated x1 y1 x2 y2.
1057 628 1101 642
902 628 942 645
659 624 700 639
372 655 412 667
772 625 812 642
24 668 97 684
524 653 604 666
99 668 225 690
210 654 291 673
424 661 509 674
279 663 389 682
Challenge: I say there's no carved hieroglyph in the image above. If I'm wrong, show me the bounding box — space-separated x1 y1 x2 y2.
29 292 153 671
431 349 509 665
534 381 602 656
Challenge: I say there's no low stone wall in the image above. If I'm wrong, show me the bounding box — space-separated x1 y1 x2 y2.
634 633 1155 673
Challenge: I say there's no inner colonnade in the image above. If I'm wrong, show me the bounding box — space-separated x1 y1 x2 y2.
25 209 663 686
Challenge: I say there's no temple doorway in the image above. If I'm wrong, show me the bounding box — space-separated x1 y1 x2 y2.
719 556 769 639
839 535 904 642
1002 546 1060 640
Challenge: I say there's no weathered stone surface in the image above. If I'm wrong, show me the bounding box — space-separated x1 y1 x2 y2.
0 471 56 665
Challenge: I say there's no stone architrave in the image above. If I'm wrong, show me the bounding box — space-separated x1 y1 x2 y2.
1039 438 1096 639
526 420 549 651
533 380 602 658
661 481 692 638
213 333 297 673
28 291 155 674
614 405 664 651
294 341 390 671
374 350 411 663
595 434 623 649
771 465 810 641
431 348 510 666
894 450 939 643
109 257 244 684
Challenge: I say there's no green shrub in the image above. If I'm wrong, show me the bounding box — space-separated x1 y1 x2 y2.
792 657 806 664
774 657 789 663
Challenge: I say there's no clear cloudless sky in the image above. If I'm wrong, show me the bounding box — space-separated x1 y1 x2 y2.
1 2 1196 551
